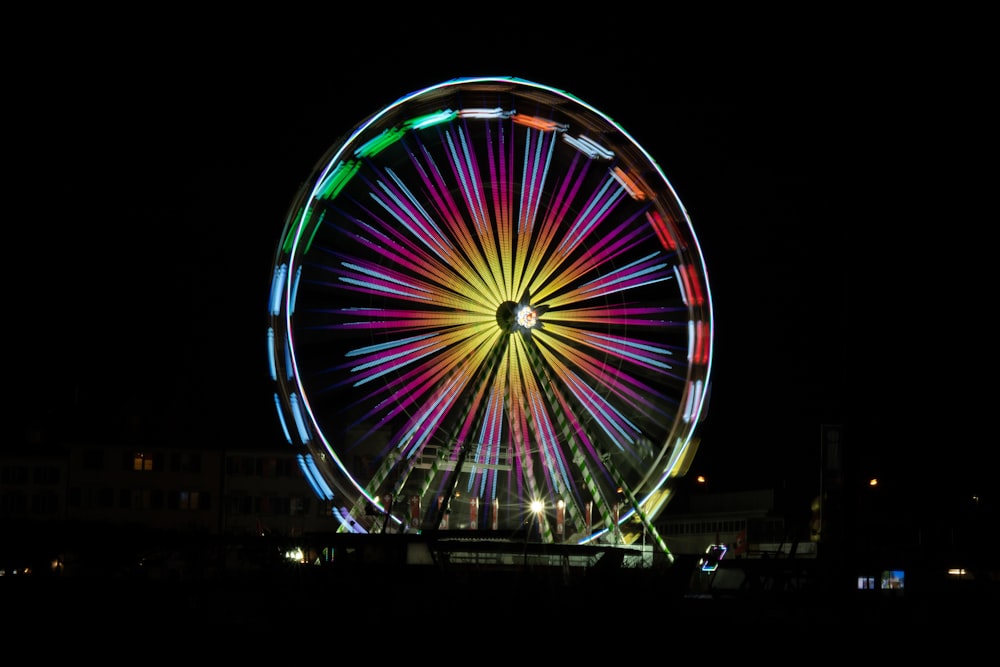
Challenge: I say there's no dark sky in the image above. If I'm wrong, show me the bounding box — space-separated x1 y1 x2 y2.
10 22 992 513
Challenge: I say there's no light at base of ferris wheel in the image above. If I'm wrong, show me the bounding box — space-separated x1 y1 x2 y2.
528 499 545 542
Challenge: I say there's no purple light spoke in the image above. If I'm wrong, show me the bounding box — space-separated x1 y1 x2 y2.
554 174 627 258
486 120 515 297
338 332 494 443
536 213 652 303
542 304 687 327
522 152 587 294
532 336 652 461
545 378 617 491
337 215 473 296
539 326 679 408
537 328 687 429
528 386 574 500
467 376 506 493
567 329 672 371
362 166 455 262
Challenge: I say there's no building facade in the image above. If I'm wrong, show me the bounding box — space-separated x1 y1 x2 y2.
1 441 340 546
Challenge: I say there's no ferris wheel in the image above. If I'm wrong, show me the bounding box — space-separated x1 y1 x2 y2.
266 76 713 554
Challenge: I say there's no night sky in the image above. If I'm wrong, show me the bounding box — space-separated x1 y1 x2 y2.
10 21 992 519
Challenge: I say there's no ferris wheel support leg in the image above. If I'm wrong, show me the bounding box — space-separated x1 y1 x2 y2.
431 443 471 530
611 468 673 562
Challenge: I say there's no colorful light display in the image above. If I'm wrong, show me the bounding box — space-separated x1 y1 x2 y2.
267 77 714 553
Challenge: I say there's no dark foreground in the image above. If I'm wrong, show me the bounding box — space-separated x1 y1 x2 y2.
5 532 997 652
5 559 995 635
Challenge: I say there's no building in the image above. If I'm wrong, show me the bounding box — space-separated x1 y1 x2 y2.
0 439 339 576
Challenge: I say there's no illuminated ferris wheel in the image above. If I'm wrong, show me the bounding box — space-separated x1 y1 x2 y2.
266 77 713 554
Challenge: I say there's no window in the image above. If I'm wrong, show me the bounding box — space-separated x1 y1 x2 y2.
4 491 28 515
1 465 28 485
97 487 114 509
227 494 252 515
881 570 905 591
33 465 61 485
178 491 200 510
182 452 201 473
3 491 28 516
133 452 154 472
82 450 104 470
171 452 202 473
31 491 59 515
271 496 290 515
226 456 254 476
258 458 277 478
